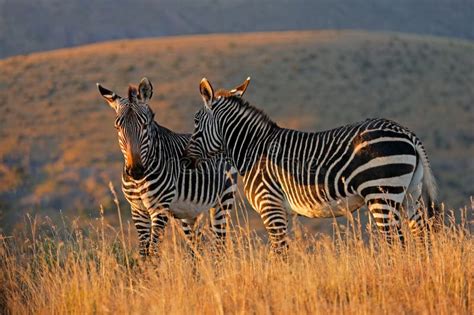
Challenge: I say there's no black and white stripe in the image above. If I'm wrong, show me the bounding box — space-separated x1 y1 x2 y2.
185 78 439 252
98 78 237 257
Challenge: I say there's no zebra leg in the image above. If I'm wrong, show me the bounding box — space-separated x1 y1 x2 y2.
180 218 202 264
209 207 227 239
210 167 237 251
407 195 435 250
256 193 289 255
148 209 169 256
404 161 432 245
181 218 197 245
408 201 432 247
245 168 288 255
262 207 289 255
131 205 151 257
365 197 404 244
214 168 237 237
209 206 229 253
211 189 234 242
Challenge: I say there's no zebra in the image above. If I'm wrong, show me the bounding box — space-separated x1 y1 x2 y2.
97 77 237 257
184 77 440 253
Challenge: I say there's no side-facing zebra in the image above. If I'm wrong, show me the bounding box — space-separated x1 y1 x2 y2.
97 78 237 257
184 77 440 253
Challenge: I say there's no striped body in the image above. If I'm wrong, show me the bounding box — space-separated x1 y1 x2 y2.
244 119 424 219
186 79 439 252
122 124 236 221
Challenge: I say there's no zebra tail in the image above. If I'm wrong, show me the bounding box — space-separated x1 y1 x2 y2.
415 142 442 224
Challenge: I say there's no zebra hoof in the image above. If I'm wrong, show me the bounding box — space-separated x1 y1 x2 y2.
270 243 289 261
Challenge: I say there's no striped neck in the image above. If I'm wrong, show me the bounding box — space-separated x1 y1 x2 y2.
146 122 189 176
214 97 277 174
139 121 159 174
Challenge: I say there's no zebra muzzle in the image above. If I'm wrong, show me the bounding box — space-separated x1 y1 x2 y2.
126 164 145 180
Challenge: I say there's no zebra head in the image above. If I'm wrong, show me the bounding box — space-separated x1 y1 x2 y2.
185 77 250 166
97 78 156 180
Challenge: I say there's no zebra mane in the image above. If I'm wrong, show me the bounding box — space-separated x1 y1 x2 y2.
215 89 234 98
222 96 278 128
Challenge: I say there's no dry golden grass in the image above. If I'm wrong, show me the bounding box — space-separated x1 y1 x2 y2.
1 195 472 314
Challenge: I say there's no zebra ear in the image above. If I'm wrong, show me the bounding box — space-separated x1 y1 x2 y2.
200 78 214 109
138 77 153 102
97 83 118 111
230 77 251 97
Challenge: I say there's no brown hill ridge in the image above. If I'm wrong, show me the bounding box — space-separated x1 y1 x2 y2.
0 31 473 231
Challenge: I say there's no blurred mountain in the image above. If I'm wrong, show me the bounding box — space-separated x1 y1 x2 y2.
0 0 473 58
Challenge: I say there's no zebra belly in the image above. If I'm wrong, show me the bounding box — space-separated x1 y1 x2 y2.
169 198 216 220
285 195 364 218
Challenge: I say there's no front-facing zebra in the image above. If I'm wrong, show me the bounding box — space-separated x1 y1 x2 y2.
185 77 440 253
97 78 237 257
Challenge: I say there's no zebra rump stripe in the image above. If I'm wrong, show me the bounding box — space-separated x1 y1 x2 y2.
186 77 439 252
98 78 237 257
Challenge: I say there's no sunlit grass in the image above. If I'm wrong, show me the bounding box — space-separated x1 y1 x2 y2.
1 198 472 314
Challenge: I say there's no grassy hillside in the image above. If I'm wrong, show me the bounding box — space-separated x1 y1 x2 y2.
1 0 474 58
0 30 473 232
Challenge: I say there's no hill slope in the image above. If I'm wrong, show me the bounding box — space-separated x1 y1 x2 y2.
1 0 474 58
0 30 473 231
